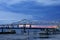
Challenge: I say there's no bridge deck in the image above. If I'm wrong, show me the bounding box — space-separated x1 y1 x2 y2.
0 27 55 29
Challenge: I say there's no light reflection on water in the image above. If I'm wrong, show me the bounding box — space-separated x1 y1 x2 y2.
0 29 60 40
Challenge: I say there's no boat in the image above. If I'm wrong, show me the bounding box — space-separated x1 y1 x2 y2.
0 30 16 34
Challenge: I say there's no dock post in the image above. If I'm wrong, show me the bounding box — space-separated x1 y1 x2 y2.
23 24 26 33
30 24 31 28
1 27 3 32
46 28 49 38
17 24 19 28
46 28 49 35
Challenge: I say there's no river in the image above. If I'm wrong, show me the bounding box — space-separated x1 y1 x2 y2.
0 29 60 40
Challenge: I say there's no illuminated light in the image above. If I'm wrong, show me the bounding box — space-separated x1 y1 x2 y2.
19 24 30 28
19 25 23 27
19 24 57 28
31 25 57 28
51 26 57 28
26 25 30 28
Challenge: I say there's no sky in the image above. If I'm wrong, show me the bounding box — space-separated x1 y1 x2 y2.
0 0 60 24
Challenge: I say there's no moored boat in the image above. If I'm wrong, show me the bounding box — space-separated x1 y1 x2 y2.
0 30 16 34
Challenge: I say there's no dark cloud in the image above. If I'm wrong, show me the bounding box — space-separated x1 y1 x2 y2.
0 1 60 21
4 1 60 21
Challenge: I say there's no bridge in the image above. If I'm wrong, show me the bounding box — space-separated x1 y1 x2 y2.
0 19 59 34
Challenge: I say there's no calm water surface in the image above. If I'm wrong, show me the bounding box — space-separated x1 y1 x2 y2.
0 29 60 40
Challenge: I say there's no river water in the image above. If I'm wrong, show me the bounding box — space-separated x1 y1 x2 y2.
0 29 60 40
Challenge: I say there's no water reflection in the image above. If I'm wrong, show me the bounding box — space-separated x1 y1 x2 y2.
0 29 60 40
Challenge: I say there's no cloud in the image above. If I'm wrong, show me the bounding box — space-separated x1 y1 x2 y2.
0 0 30 6
0 0 59 20
0 0 60 6
0 0 60 24
0 0 22 5
0 10 33 24
0 11 33 20
35 0 60 5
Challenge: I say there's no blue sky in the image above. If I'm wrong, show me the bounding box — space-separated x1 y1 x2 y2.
0 0 60 24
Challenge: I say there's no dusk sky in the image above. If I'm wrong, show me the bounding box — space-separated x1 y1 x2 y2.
0 0 60 24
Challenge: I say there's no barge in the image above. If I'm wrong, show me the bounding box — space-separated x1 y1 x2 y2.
0 29 16 34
